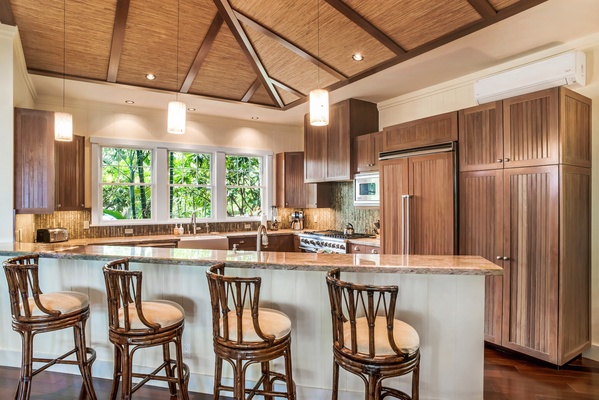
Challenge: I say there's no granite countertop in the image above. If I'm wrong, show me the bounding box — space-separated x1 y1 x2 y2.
0 242 501 276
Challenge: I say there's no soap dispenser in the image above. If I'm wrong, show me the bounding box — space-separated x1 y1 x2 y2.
173 224 180 235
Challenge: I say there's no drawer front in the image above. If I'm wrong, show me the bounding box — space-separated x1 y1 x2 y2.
350 244 380 254
228 237 257 250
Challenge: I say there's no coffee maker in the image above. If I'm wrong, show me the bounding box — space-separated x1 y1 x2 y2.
290 210 304 231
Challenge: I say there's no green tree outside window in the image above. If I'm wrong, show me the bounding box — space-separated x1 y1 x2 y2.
168 151 212 218
225 155 263 217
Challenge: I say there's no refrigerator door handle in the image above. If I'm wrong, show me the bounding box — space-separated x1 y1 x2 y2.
402 195 411 254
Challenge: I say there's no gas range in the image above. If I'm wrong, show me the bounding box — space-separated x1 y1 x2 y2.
297 230 375 254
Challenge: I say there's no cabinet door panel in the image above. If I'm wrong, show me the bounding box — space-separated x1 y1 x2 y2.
502 166 559 363
459 102 503 171
459 170 504 344
371 131 383 170
503 88 559 168
408 152 454 255
326 102 351 181
14 108 55 214
383 112 457 152
380 158 409 254
354 134 374 173
55 135 85 211
304 114 327 182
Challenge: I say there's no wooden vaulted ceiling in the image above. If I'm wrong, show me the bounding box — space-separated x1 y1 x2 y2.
1 0 547 110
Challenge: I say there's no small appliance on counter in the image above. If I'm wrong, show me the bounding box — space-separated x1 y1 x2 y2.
270 206 279 231
290 210 304 231
36 228 69 243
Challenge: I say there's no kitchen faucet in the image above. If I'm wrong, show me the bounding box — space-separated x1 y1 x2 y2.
256 224 269 252
191 212 197 235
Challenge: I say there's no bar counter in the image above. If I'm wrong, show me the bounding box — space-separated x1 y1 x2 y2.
0 242 500 400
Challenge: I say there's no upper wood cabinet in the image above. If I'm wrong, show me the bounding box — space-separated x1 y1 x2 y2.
304 99 378 183
55 134 85 211
459 87 592 171
354 131 382 174
14 108 55 214
276 151 331 209
382 111 457 153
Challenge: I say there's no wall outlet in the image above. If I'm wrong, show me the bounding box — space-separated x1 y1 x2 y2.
83 220 90 230
124 228 134 235
244 223 251 230
182 343 192 359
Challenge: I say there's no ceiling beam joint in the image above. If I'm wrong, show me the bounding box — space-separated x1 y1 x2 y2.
0 0 15 26
241 78 261 102
467 0 497 19
213 0 284 108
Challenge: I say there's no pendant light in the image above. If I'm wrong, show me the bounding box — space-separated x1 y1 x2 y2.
309 0 329 126
167 0 186 134
55 0 73 141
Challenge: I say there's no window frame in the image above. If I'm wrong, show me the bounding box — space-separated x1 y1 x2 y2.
90 137 272 227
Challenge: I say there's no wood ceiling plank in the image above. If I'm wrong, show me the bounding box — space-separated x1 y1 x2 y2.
271 78 305 99
0 0 15 25
241 78 260 102
488 0 520 9
107 0 131 83
467 0 497 18
249 83 276 106
181 12 223 93
213 0 283 108
323 0 405 56
234 10 346 81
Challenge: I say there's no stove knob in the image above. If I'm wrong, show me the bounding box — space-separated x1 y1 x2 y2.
310 240 315 245
340 244 346 250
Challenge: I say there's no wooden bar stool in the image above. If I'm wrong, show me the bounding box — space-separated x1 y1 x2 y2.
326 268 420 400
2 254 97 400
102 258 189 400
206 264 295 400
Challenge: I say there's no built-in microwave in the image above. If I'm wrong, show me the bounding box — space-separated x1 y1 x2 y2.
354 172 379 207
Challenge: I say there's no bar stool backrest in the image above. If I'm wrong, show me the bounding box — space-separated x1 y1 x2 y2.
326 268 406 358
206 264 275 345
103 258 160 334
3 254 60 321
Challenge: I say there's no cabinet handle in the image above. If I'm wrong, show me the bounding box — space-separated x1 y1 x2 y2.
57 204 61 208
504 158 510 162
239 240 245 244
496 159 503 163
371 249 378 254
353 246 359 251
502 256 510 261
496 256 502 260
285 202 288 206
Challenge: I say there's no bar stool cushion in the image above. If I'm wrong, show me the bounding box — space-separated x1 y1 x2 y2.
23 291 89 317
118 300 185 330
344 316 420 356
221 308 292 342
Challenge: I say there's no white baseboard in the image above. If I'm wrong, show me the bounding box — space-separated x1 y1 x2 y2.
582 344 599 362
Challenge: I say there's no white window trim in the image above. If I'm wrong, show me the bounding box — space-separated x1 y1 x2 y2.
90 137 272 227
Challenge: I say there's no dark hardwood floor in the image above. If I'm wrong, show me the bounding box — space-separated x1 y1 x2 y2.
0 346 598 399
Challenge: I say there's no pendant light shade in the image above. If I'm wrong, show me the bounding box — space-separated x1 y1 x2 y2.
54 112 73 141
167 100 186 134
309 89 329 126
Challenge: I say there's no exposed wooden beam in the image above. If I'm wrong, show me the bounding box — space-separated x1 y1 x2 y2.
181 13 223 93
467 0 497 19
241 78 261 102
234 10 346 81
107 0 131 83
271 78 305 99
0 0 15 26
323 0 405 56
213 0 283 108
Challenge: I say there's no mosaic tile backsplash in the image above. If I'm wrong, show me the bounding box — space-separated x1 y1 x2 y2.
17 182 379 241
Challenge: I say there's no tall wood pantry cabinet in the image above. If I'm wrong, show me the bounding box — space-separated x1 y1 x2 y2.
304 98 378 182
458 87 591 365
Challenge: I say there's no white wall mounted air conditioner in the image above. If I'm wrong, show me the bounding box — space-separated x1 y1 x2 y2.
474 50 586 104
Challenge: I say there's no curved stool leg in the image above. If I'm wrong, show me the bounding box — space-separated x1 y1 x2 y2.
109 346 121 400
73 322 97 400
332 359 340 400
262 362 273 400
412 362 420 400
174 339 190 400
213 356 223 399
121 344 133 400
18 331 33 400
284 346 295 400
163 343 177 395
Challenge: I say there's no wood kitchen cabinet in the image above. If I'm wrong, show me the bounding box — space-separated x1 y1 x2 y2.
459 87 591 171
459 87 591 365
380 151 455 255
276 152 331 208
55 134 85 211
382 111 457 152
348 243 380 254
14 108 55 214
354 131 382 173
304 99 378 182
228 236 256 251
228 234 294 252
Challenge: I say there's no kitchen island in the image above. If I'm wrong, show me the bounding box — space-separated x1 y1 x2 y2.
0 243 500 400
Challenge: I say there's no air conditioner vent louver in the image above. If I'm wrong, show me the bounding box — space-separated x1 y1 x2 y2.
474 50 586 104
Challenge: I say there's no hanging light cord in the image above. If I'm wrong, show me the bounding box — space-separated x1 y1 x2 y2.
63 0 66 111
317 0 320 90
176 0 180 101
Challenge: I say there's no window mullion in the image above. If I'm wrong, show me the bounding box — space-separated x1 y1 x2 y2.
215 151 226 221
156 148 168 222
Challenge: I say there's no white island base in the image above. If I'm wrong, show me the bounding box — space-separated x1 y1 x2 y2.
0 257 486 400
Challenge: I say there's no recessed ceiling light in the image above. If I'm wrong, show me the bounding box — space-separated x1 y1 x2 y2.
187 107 196 111
145 73 156 80
125 100 135 104
352 53 364 61
251 116 259 120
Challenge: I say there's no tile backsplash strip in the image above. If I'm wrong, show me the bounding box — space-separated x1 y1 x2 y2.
17 182 378 242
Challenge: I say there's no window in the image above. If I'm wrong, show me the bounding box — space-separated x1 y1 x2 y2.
91 137 272 226
225 155 263 217
101 147 152 220
168 151 212 218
